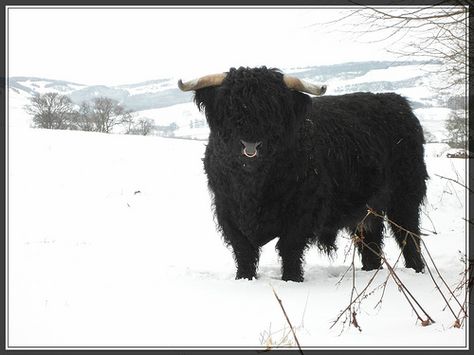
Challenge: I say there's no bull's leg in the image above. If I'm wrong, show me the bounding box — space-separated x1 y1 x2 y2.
220 220 260 280
387 202 424 273
354 216 384 271
233 240 260 280
276 236 308 282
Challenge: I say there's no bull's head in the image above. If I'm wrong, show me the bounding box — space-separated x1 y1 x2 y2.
178 67 327 171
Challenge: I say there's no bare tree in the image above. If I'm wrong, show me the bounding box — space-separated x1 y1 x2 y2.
424 128 438 143
316 3 470 152
317 2 469 93
445 110 468 148
89 97 132 133
25 92 76 129
70 101 96 131
122 112 135 134
133 118 154 136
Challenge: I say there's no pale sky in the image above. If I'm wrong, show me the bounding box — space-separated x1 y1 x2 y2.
8 7 407 86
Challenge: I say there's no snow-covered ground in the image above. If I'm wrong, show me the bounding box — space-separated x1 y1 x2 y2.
7 97 468 350
415 107 455 143
133 102 208 140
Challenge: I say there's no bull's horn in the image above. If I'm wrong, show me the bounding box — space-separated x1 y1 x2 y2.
283 75 327 96
178 73 227 91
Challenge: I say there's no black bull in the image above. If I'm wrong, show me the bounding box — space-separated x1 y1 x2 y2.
179 66 428 282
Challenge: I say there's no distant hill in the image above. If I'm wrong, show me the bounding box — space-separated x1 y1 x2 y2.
9 60 445 112
9 76 194 112
9 60 459 143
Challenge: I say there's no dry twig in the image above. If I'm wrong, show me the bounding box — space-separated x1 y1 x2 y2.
270 285 304 355
332 205 469 332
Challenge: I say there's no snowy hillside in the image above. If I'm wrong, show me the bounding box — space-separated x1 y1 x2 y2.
9 77 87 96
9 60 459 143
118 78 178 95
7 97 468 349
9 76 193 112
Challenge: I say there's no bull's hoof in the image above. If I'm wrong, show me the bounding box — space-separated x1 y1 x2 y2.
361 264 383 271
405 257 424 273
282 273 304 282
406 263 424 273
235 272 256 280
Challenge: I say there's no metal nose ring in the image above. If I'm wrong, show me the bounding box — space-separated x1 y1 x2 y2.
243 148 257 158
241 140 262 158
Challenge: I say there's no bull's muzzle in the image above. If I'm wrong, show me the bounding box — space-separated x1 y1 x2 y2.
241 140 262 158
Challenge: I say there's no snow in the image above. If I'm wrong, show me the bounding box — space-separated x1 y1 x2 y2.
325 64 440 94
122 80 176 95
15 79 85 95
425 143 452 158
7 99 468 350
345 64 437 86
133 102 209 140
415 107 453 142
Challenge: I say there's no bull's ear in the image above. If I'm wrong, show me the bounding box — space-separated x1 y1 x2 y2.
193 87 220 130
193 87 216 113
292 91 312 121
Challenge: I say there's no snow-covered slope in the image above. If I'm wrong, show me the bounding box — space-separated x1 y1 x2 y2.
9 77 87 96
10 60 461 142
7 101 468 349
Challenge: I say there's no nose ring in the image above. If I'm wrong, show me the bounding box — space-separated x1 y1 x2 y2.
243 148 257 158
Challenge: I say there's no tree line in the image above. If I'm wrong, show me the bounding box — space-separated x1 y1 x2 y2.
25 90 466 149
25 92 155 136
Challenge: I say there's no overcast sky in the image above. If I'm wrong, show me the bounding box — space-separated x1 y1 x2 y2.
8 7 415 86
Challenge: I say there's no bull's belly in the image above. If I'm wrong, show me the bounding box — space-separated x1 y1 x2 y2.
313 195 388 238
240 219 280 247
239 211 282 247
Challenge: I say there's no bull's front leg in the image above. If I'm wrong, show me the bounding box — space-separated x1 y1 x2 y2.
276 212 312 282
220 218 260 280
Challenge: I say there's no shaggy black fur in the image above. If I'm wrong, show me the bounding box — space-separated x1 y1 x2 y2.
193 66 428 282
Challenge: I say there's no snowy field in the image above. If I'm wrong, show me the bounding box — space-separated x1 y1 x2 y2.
7 95 468 350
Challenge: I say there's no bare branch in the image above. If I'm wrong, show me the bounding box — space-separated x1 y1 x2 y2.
271 285 304 354
434 174 472 194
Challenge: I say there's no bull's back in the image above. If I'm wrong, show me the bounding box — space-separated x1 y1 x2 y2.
306 92 426 204
310 92 422 135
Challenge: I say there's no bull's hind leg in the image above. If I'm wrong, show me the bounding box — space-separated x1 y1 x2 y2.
387 201 424 273
354 215 384 271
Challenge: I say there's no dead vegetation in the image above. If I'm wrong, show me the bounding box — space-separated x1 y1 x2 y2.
266 206 469 350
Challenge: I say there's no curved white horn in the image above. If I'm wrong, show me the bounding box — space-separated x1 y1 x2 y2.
178 73 227 91
283 75 327 96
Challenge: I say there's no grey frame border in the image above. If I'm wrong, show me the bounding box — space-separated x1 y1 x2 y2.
3 2 471 352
